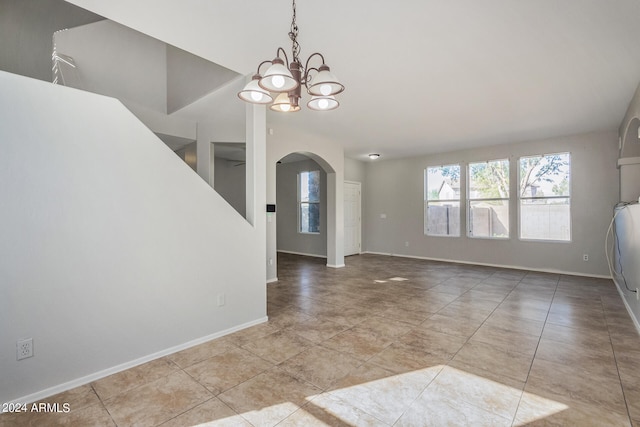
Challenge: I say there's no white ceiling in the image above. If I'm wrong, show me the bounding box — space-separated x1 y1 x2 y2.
69 0 640 160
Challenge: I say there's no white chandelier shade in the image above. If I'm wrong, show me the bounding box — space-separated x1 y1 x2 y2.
237 75 274 104
307 65 344 97
307 95 339 111
259 59 298 93
237 0 343 112
270 92 301 113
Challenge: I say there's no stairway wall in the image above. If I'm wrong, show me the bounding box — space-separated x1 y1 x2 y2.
0 71 266 404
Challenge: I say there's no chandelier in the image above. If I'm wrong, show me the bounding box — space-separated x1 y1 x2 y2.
237 0 344 112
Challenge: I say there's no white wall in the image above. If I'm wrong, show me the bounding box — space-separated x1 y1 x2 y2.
54 20 168 112
614 204 640 329
266 127 345 281
345 157 366 183
0 72 266 404
276 159 328 258
362 130 619 277
0 0 103 82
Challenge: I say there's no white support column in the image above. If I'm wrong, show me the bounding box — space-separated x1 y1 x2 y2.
326 171 345 268
245 104 266 227
196 122 214 186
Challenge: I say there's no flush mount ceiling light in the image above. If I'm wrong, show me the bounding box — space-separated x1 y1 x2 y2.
368 153 381 160
237 0 344 112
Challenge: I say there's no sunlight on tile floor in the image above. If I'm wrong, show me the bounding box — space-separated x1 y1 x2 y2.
2 253 640 426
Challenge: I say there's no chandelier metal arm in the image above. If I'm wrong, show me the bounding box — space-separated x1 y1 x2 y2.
255 60 273 76
238 0 343 111
276 47 290 68
302 52 326 86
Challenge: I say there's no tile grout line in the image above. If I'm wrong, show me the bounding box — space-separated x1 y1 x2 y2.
508 274 560 427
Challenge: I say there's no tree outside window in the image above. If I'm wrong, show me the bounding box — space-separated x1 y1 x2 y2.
468 159 509 238
519 153 571 241
299 170 320 233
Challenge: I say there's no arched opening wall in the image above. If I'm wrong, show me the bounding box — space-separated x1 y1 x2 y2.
266 127 345 282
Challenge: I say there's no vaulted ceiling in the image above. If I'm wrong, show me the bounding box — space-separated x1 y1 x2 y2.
67 0 640 160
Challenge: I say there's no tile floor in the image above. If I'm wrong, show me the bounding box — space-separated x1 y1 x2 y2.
2 253 640 426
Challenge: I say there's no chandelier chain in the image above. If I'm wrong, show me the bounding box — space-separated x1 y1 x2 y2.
289 0 301 67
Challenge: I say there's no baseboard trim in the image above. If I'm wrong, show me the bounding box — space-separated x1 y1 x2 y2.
327 263 346 269
266 277 279 284
8 316 269 405
277 250 327 259
361 251 611 279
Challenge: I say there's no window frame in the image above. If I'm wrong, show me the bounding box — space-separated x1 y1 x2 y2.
424 164 461 237
467 158 510 240
518 152 571 242
298 170 321 234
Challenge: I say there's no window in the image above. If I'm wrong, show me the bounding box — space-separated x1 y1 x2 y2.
425 164 460 236
519 153 571 241
468 159 509 238
299 170 320 233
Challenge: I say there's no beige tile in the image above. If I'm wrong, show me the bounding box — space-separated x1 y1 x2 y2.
0 402 115 427
167 336 238 369
471 324 540 356
184 347 272 394
241 330 315 364
514 391 631 427
368 342 449 374
546 310 609 333
396 386 512 427
526 358 627 415
355 315 414 341
92 357 179 400
436 299 497 320
541 322 612 348
279 393 387 426
286 317 349 343
484 310 545 336
104 370 212 426
218 367 322 427
430 365 523 420
329 363 440 425
307 305 371 327
417 312 484 338
535 338 617 375
399 329 468 359
452 340 534 383
322 327 393 361
226 322 281 347
620 379 640 422
493 301 550 322
159 397 250 427
278 345 362 390
447 359 526 392
39 384 101 411
378 306 433 325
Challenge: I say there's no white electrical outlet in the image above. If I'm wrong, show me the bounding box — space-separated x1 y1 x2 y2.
17 338 33 361
583 254 589 261
217 293 226 307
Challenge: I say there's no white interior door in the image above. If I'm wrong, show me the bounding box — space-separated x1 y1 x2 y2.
344 181 361 256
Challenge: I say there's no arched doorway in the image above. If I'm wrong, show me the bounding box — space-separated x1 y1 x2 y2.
266 139 345 283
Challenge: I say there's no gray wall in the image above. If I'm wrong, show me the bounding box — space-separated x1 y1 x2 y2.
214 157 246 217
345 156 366 183
0 0 103 81
276 158 327 257
362 130 619 277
